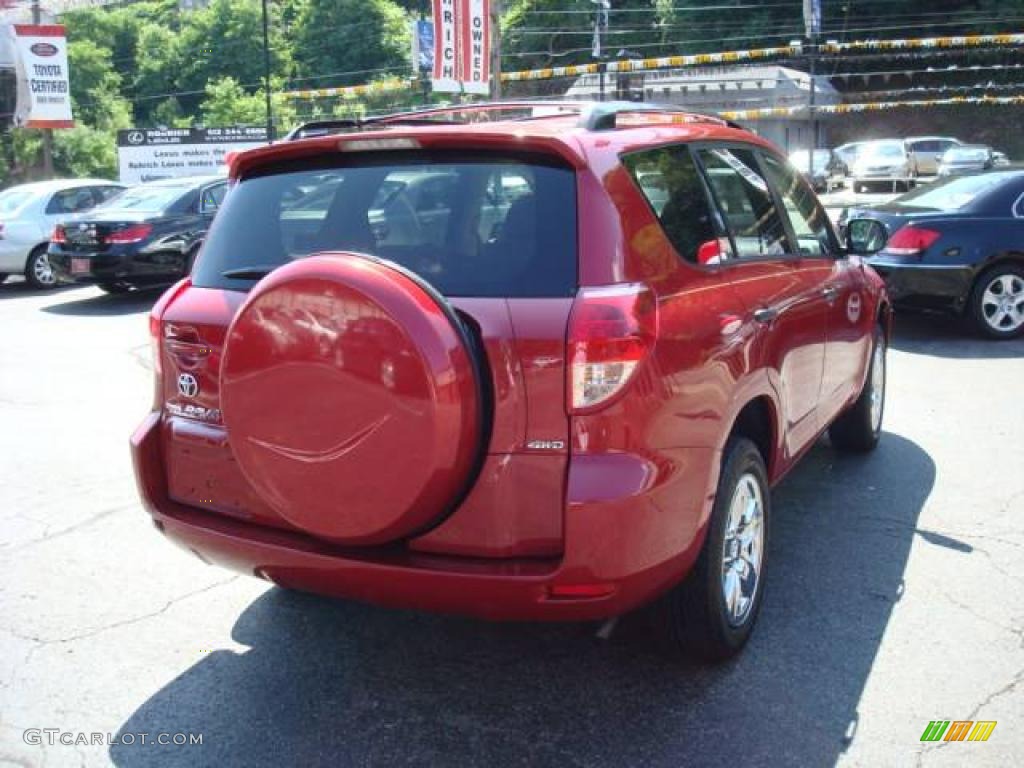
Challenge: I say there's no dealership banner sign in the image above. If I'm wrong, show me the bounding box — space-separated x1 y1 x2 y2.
8 24 74 128
430 0 490 94
116 127 268 184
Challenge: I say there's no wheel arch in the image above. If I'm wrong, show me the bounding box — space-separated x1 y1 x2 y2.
726 395 778 482
960 252 1024 305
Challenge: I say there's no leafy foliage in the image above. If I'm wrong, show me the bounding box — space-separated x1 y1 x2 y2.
4 0 1024 182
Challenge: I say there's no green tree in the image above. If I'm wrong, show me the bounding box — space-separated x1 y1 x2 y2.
293 0 410 86
67 40 132 130
200 76 297 131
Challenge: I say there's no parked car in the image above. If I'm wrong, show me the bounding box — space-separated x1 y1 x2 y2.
833 141 869 173
993 150 1011 166
841 169 1024 338
131 102 890 661
937 144 996 176
49 175 227 293
0 179 125 288
787 148 845 191
905 136 962 177
852 140 914 192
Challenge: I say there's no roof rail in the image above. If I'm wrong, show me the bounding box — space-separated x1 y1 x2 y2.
282 101 744 142
282 115 465 141
283 101 587 141
578 101 744 131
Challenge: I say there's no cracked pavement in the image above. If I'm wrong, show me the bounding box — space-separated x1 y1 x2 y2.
0 280 1021 767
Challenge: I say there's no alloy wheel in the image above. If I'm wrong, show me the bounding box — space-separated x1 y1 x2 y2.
32 252 56 287
721 473 765 627
870 338 886 433
981 273 1024 333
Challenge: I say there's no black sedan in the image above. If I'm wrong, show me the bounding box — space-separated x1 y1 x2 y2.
49 175 227 293
840 169 1024 339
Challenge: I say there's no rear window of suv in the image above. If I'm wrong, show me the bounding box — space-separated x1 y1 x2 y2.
193 151 578 298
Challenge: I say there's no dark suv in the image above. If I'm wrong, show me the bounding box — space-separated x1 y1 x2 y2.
132 103 890 660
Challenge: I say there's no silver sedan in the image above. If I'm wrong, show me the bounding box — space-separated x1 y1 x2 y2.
0 179 125 288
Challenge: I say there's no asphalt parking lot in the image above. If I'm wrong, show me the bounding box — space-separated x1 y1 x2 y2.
1 278 1022 767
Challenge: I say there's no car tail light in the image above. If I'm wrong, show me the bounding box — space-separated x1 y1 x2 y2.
50 225 66 243
885 225 941 256
105 223 153 244
567 283 657 413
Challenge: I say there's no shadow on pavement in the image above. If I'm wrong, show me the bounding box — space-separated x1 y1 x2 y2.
40 289 162 317
891 309 1024 359
111 433 936 768
0 280 80 299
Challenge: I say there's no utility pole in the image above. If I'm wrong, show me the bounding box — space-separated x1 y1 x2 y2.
261 0 274 141
803 0 820 152
591 0 609 101
31 0 54 176
490 0 501 99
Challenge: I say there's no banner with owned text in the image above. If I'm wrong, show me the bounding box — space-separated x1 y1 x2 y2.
430 0 490 95
9 24 74 128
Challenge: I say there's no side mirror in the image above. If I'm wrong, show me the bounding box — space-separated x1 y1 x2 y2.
845 218 888 256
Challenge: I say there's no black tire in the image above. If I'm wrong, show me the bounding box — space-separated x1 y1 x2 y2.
656 437 770 662
829 323 886 452
968 264 1024 340
97 281 132 295
24 245 57 290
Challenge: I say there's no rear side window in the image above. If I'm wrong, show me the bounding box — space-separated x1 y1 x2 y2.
623 145 732 264
46 187 96 215
697 147 789 259
193 152 577 298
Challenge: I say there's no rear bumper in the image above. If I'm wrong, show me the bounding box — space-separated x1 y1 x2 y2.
49 246 179 285
0 240 31 273
131 412 716 622
867 258 974 310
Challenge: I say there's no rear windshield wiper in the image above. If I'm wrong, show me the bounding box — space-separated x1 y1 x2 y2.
221 266 277 280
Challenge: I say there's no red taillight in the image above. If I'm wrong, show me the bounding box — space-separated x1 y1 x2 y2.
885 225 940 256
567 283 657 413
105 223 153 244
51 225 66 244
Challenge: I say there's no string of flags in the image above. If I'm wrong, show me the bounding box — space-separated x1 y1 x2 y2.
285 31 1024 101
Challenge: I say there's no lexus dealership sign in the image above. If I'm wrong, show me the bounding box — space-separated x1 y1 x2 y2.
116 127 268 184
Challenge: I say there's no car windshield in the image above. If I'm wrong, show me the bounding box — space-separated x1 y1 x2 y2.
0 188 35 215
99 186 189 213
945 148 988 162
193 151 577 298
893 171 1020 210
863 143 903 159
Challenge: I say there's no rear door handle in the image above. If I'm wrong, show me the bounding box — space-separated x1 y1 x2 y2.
753 307 778 324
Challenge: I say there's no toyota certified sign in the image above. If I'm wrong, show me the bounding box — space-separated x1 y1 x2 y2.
8 24 74 129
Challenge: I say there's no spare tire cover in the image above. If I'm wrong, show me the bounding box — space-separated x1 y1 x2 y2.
220 253 482 544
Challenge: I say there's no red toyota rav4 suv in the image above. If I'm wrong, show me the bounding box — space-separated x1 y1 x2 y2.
132 103 890 660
